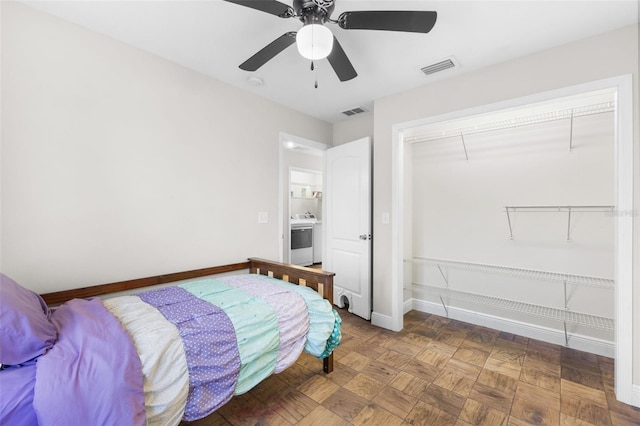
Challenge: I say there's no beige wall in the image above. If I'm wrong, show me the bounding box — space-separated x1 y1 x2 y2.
372 24 639 392
332 112 374 146
0 2 332 292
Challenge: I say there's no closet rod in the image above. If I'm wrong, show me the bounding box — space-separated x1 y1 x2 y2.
406 101 615 144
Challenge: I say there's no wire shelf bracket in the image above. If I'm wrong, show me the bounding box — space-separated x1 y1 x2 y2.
504 205 615 240
460 131 469 161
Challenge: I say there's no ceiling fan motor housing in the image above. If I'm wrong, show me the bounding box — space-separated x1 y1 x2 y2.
225 0 436 82
293 0 335 24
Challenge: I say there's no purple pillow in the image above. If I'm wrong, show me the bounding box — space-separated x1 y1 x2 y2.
0 274 57 365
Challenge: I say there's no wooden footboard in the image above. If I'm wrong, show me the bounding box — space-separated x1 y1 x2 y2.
248 258 334 303
248 258 336 373
40 258 337 373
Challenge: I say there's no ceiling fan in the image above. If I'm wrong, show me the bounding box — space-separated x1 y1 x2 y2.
224 0 437 82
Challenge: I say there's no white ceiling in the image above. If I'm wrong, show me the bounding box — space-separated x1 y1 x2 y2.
23 0 639 123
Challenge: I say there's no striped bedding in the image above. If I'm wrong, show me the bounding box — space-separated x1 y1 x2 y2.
5 273 341 426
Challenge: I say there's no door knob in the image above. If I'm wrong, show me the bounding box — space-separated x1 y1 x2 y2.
359 234 371 240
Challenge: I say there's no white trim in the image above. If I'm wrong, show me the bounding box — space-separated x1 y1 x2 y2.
391 75 635 406
403 299 413 315
278 138 284 263
371 310 398 331
390 131 405 331
613 74 634 405
632 385 640 407
280 132 330 153
406 298 615 358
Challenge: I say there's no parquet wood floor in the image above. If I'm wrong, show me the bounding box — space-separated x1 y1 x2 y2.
185 309 640 426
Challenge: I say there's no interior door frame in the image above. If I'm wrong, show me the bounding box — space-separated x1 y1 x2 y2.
278 132 329 263
391 74 635 405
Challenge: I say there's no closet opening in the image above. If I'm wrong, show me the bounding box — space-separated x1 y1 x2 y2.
404 88 616 354
391 75 634 406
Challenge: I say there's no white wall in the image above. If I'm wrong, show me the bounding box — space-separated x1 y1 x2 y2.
372 24 639 399
409 107 615 342
0 2 332 293
412 110 614 275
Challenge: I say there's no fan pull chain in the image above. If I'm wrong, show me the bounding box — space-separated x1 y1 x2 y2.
311 61 318 89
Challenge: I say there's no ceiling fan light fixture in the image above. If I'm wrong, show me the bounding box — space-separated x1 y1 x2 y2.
296 23 333 60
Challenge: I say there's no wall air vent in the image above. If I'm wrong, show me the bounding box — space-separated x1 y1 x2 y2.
421 57 457 76
342 106 368 117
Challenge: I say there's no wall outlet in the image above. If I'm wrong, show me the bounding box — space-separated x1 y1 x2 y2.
258 211 268 224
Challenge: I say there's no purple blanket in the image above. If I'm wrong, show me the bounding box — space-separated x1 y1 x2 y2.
138 286 241 421
0 364 38 426
33 298 145 426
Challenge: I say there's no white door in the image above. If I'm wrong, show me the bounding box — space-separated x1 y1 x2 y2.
323 137 371 320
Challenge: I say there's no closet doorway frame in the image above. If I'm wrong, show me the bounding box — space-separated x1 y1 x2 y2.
391 74 635 406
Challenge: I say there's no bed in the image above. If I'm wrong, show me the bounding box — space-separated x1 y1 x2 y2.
0 258 341 426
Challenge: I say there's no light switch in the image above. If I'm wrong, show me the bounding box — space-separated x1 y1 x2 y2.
258 211 269 224
382 212 390 224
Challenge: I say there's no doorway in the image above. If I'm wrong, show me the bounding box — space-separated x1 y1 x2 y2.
289 168 323 267
278 132 327 264
279 133 374 320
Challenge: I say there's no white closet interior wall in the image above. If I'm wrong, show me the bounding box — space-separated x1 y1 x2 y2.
405 91 615 349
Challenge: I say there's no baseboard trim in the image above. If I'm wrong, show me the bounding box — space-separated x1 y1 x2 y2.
405 298 614 358
371 311 401 332
631 384 640 408
403 299 413 314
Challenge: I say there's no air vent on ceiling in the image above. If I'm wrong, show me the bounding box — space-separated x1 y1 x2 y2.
342 106 368 117
421 57 457 76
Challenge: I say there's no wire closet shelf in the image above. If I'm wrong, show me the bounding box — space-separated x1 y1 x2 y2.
404 101 616 144
407 257 614 289
503 205 615 240
405 257 615 334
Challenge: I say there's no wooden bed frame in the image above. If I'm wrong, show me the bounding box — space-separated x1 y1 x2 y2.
40 257 336 373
